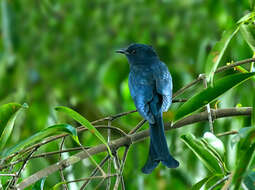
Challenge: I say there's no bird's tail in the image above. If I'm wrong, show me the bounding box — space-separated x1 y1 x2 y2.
142 100 179 174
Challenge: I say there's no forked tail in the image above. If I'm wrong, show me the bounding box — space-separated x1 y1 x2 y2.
142 97 179 174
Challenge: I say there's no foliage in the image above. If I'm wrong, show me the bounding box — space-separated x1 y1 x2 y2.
0 0 255 189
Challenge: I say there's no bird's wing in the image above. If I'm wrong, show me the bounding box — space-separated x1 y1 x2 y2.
128 71 155 123
154 62 173 112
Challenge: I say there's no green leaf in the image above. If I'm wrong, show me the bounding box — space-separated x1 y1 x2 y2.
4 124 79 157
203 132 225 160
230 127 255 189
232 143 255 190
175 72 255 121
32 177 46 190
191 176 210 190
0 103 24 151
205 26 239 83
231 127 253 148
236 127 255 154
240 23 255 52
181 134 223 173
55 106 113 157
201 132 228 173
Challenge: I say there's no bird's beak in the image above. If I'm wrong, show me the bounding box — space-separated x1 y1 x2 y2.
115 49 129 55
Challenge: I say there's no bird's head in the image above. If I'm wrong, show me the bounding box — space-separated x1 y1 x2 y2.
116 43 157 64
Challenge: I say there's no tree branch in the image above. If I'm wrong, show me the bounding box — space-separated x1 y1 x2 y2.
215 58 255 73
4 57 254 163
16 107 251 189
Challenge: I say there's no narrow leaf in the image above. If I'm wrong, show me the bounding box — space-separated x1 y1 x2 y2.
232 143 255 190
181 134 223 173
203 132 225 159
240 23 255 52
4 124 79 157
231 127 254 148
236 127 255 154
55 106 112 157
175 72 255 121
201 132 228 173
230 127 255 189
0 103 23 151
205 26 239 83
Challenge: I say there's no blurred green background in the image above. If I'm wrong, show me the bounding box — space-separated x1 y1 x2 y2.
0 0 254 189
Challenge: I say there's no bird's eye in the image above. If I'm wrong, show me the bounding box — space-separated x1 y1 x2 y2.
131 50 136 54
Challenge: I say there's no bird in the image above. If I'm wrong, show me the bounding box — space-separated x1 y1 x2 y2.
116 43 179 174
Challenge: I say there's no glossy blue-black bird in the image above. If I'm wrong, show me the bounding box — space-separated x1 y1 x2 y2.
116 43 179 174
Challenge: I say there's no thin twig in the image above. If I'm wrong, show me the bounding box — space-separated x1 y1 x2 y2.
119 146 129 173
106 120 112 190
113 153 122 190
8 146 39 189
119 147 129 190
80 143 106 177
58 174 117 184
113 151 125 190
173 75 203 98
0 125 127 172
0 174 16 177
59 137 68 190
0 147 90 170
216 130 238 137
2 125 126 163
215 58 255 73
1 120 147 171
129 120 147 135
79 155 110 190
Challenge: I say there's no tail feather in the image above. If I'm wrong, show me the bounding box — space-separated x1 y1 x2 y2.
141 139 160 174
141 95 179 174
